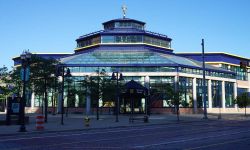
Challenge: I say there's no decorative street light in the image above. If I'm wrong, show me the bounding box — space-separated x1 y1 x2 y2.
65 68 72 117
202 39 208 119
111 71 124 122
19 50 32 132
56 66 71 125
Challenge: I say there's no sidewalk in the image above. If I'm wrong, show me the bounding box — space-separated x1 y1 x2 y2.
0 113 249 136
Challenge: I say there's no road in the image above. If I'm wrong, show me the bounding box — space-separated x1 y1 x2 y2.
0 119 250 149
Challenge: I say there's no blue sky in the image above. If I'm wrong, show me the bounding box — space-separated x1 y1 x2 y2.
1 0 250 69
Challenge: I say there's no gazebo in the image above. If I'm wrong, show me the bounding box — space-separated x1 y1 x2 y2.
120 80 148 115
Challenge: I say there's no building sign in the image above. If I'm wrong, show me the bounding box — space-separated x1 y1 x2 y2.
11 103 20 113
6 97 22 125
7 97 21 115
20 67 30 81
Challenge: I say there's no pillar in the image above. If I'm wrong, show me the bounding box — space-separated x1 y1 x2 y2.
57 92 62 113
222 81 226 110
31 92 35 108
208 79 212 109
234 82 238 110
174 76 178 91
57 76 63 113
144 76 150 115
86 88 91 116
248 71 250 92
193 78 197 113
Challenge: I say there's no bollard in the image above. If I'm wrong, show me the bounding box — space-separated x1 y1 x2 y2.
36 115 44 130
84 116 90 127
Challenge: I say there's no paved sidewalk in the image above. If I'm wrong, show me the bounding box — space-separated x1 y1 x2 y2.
0 113 249 136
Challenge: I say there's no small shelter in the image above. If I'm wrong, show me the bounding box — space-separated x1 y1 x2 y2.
120 80 148 114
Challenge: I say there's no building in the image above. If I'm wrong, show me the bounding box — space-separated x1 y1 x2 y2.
13 15 250 115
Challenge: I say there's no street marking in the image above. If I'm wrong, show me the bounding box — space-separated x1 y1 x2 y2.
185 137 250 150
133 129 250 148
0 120 245 143
0 121 221 142
0 125 184 142
0 120 247 145
13 125 250 150
63 146 121 149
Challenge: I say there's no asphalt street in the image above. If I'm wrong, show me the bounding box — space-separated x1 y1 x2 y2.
0 119 250 150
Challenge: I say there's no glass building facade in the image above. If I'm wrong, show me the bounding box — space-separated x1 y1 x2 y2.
14 17 250 114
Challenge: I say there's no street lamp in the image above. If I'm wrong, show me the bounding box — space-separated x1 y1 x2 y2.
202 39 208 119
57 67 71 125
111 71 124 122
19 50 31 132
65 68 72 117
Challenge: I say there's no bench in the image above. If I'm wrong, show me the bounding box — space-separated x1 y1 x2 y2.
129 115 149 123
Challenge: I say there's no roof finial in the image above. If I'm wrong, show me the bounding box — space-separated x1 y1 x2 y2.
122 4 127 19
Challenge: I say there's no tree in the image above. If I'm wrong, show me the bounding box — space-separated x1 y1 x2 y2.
0 66 9 99
0 66 21 99
171 91 182 121
0 66 10 111
164 83 182 121
235 92 250 116
29 55 59 122
89 68 110 119
77 68 116 116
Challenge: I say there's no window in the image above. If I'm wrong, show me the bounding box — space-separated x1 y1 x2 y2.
101 35 170 48
225 82 234 108
212 80 222 108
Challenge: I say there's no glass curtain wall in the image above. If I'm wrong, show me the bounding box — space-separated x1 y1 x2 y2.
221 64 247 80
225 82 234 108
70 67 176 74
101 35 170 48
196 79 208 108
212 80 222 108
179 77 193 107
149 76 174 107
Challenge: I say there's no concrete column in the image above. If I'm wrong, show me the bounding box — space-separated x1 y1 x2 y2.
31 92 35 108
174 75 178 91
57 76 63 113
144 76 150 115
57 92 62 113
248 71 250 92
208 79 212 109
193 78 197 113
75 94 79 107
222 81 226 110
86 88 91 116
234 82 238 110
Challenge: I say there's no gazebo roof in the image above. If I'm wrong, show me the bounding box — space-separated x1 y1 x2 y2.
124 80 147 90
122 80 148 97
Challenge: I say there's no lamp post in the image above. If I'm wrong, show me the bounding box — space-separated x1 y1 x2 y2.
111 71 124 122
65 68 72 117
202 39 208 119
57 67 72 124
19 50 31 132
56 66 64 125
